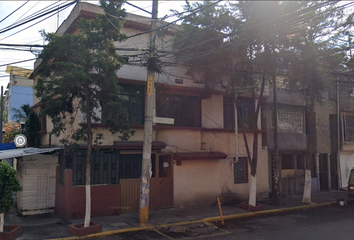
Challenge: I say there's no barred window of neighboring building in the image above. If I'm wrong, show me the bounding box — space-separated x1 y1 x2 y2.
271 105 305 133
234 157 248 184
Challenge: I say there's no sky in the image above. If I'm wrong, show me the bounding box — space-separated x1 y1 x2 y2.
0 0 186 90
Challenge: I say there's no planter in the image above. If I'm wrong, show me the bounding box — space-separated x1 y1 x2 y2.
240 202 264 212
67 222 102 236
0 225 23 240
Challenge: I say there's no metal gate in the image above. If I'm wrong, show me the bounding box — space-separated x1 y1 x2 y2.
120 153 173 212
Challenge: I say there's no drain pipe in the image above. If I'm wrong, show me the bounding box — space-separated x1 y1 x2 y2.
337 81 342 189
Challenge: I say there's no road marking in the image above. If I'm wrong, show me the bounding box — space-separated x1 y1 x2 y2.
153 229 175 240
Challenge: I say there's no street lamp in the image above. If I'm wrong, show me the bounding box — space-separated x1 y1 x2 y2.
19 117 27 132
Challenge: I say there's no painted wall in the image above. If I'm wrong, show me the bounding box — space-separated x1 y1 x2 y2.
55 169 121 220
170 131 269 207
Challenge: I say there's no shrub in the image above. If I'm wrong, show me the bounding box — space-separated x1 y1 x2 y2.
2 121 21 143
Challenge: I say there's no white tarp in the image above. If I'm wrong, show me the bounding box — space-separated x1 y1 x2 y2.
0 147 61 159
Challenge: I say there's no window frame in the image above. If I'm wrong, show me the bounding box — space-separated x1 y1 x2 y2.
342 112 354 143
156 93 202 128
223 96 253 130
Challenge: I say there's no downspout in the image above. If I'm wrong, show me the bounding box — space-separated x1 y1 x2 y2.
234 96 238 165
337 81 342 189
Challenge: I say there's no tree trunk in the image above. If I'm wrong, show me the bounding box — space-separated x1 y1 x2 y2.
0 213 4 232
302 153 312 203
248 175 257 206
302 103 316 203
84 91 93 228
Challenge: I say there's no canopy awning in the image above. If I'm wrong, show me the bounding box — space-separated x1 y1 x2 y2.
0 147 61 159
173 151 228 161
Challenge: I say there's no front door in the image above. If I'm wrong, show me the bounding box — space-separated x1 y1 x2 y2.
120 153 173 212
150 154 173 209
319 154 329 191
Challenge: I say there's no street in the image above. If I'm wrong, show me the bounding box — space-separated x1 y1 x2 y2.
89 201 354 240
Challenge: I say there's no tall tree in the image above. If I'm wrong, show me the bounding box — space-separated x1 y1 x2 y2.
172 0 305 207
282 1 349 202
34 0 132 228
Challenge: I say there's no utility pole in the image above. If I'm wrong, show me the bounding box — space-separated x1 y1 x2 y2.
139 0 158 224
271 75 282 206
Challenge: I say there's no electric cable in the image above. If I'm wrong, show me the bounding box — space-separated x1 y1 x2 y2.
0 1 29 25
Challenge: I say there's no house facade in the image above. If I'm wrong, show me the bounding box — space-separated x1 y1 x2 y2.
31 2 270 219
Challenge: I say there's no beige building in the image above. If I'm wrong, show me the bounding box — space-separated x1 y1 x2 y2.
31 2 269 218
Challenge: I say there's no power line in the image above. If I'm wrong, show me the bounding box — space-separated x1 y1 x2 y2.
163 2 352 65
125 0 222 39
2 1 62 32
0 3 75 42
0 58 36 68
0 1 75 35
0 1 29 24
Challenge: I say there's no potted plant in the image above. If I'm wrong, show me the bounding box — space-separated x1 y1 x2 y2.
0 162 23 240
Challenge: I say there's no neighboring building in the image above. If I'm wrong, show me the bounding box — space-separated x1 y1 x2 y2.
4 65 34 122
264 84 342 197
31 2 270 219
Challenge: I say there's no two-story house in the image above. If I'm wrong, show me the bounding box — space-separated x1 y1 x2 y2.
30 2 270 220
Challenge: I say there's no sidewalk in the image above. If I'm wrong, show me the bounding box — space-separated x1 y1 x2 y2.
7 190 351 240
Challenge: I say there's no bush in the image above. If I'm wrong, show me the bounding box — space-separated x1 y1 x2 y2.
0 162 22 213
2 121 21 143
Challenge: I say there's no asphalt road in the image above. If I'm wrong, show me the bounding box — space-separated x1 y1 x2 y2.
89 201 354 240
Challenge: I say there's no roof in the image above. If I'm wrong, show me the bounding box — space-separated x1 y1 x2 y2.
0 147 61 159
6 65 33 78
173 152 228 161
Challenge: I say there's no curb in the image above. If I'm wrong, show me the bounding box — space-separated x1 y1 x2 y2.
45 201 338 240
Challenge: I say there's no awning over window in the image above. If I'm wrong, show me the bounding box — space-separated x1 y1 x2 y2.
173 151 228 161
0 147 61 159
113 141 166 150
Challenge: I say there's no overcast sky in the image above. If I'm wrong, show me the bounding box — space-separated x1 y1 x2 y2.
0 0 186 90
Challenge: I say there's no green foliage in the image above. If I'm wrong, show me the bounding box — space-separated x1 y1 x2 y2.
0 162 22 213
34 0 133 149
12 104 41 147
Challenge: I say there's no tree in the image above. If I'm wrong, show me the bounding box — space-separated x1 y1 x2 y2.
281 1 349 203
12 104 41 147
172 0 348 206
0 162 22 232
172 0 305 207
34 0 132 228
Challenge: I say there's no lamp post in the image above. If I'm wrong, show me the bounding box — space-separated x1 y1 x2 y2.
19 117 27 133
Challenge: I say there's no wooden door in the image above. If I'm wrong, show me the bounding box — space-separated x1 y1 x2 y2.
120 153 173 212
150 154 173 209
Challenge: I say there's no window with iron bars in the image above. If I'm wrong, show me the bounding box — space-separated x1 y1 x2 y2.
271 105 305 133
343 113 354 143
234 157 248 184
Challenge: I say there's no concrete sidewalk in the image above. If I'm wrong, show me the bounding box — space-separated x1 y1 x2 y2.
7 190 351 240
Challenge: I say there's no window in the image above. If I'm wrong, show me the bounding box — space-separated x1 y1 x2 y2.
343 113 354 143
119 84 144 125
271 105 305 133
234 157 248 184
282 154 294 169
224 97 252 130
157 94 201 127
69 150 120 186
